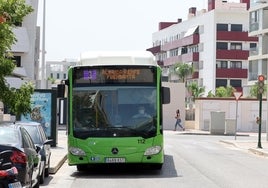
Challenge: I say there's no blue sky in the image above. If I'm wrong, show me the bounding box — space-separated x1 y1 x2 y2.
38 0 209 61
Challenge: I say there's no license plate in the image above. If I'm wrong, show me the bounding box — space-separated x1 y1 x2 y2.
8 182 22 188
105 157 126 163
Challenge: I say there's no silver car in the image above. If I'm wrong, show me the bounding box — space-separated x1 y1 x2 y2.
16 122 52 184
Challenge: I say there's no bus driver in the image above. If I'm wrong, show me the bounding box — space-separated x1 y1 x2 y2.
132 106 151 119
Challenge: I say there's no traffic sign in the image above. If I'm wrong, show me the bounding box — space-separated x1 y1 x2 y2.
258 75 265 94
233 92 242 101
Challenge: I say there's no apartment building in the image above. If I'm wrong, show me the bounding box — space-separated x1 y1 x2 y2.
7 0 40 88
46 59 77 87
147 0 257 96
248 0 268 83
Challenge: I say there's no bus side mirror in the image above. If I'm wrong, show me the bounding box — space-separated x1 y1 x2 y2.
57 84 65 98
162 87 170 104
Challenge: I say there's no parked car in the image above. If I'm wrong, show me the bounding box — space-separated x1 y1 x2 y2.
16 122 52 184
0 123 41 188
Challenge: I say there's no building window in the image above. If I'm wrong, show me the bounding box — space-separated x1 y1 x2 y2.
50 73 53 78
230 43 242 50
250 10 259 32
181 47 187 54
250 11 258 23
250 43 257 49
230 61 242 69
57 73 60 79
230 80 241 87
216 61 228 68
12 56 21 67
170 48 178 57
231 24 242 31
216 42 228 50
216 79 227 87
63 73 67 79
250 43 258 55
217 24 228 31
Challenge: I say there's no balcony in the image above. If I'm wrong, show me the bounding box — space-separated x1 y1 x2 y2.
216 68 248 78
216 49 249 60
146 45 161 54
181 52 199 62
161 34 199 51
217 31 258 42
192 71 199 79
163 52 199 66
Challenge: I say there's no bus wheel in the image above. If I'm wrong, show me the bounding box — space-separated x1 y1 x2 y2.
77 164 88 171
151 164 163 170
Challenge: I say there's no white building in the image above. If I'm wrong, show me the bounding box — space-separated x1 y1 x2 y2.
46 59 77 87
248 0 268 82
7 0 40 88
147 0 257 96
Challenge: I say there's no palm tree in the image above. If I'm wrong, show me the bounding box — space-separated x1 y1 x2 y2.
187 82 205 100
174 63 193 83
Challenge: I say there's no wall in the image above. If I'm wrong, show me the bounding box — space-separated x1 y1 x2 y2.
162 82 185 130
195 98 267 132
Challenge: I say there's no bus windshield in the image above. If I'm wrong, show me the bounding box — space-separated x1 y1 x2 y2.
72 86 157 139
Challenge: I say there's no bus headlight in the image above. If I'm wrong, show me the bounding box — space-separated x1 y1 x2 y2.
69 147 86 156
144 146 162 156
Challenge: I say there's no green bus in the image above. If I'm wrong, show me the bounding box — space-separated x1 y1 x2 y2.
58 51 170 171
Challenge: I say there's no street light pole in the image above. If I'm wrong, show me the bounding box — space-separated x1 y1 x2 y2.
41 0 46 89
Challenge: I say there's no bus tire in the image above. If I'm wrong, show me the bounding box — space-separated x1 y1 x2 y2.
151 164 163 170
77 164 87 171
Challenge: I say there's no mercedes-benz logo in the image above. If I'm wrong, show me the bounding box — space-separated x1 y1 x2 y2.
111 147 119 155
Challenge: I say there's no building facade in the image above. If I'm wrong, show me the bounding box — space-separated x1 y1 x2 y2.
46 59 77 87
147 0 257 96
7 0 40 88
248 0 268 83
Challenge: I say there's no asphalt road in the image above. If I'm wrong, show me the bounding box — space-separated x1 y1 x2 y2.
41 131 268 188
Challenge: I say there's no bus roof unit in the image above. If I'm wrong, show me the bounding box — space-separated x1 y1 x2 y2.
79 51 157 66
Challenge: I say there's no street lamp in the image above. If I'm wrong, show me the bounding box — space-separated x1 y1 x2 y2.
41 0 46 89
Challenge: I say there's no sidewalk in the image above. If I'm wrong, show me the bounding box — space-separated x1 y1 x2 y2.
49 129 68 174
48 129 268 174
182 129 268 157
219 133 268 157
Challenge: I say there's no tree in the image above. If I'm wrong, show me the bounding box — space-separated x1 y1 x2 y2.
250 82 266 98
215 86 236 97
207 90 214 97
174 63 193 83
0 0 34 117
187 82 205 100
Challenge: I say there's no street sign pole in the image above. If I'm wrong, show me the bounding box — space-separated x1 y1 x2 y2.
257 75 265 149
258 92 262 148
233 92 242 140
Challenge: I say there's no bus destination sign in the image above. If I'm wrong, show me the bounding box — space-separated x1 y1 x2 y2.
101 69 140 80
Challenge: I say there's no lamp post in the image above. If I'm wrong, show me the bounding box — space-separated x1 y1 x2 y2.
41 0 46 89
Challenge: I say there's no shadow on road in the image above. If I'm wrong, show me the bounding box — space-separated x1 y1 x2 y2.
70 154 178 179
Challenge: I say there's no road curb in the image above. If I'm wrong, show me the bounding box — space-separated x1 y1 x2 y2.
49 154 67 174
248 148 268 157
219 140 238 147
220 140 268 157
